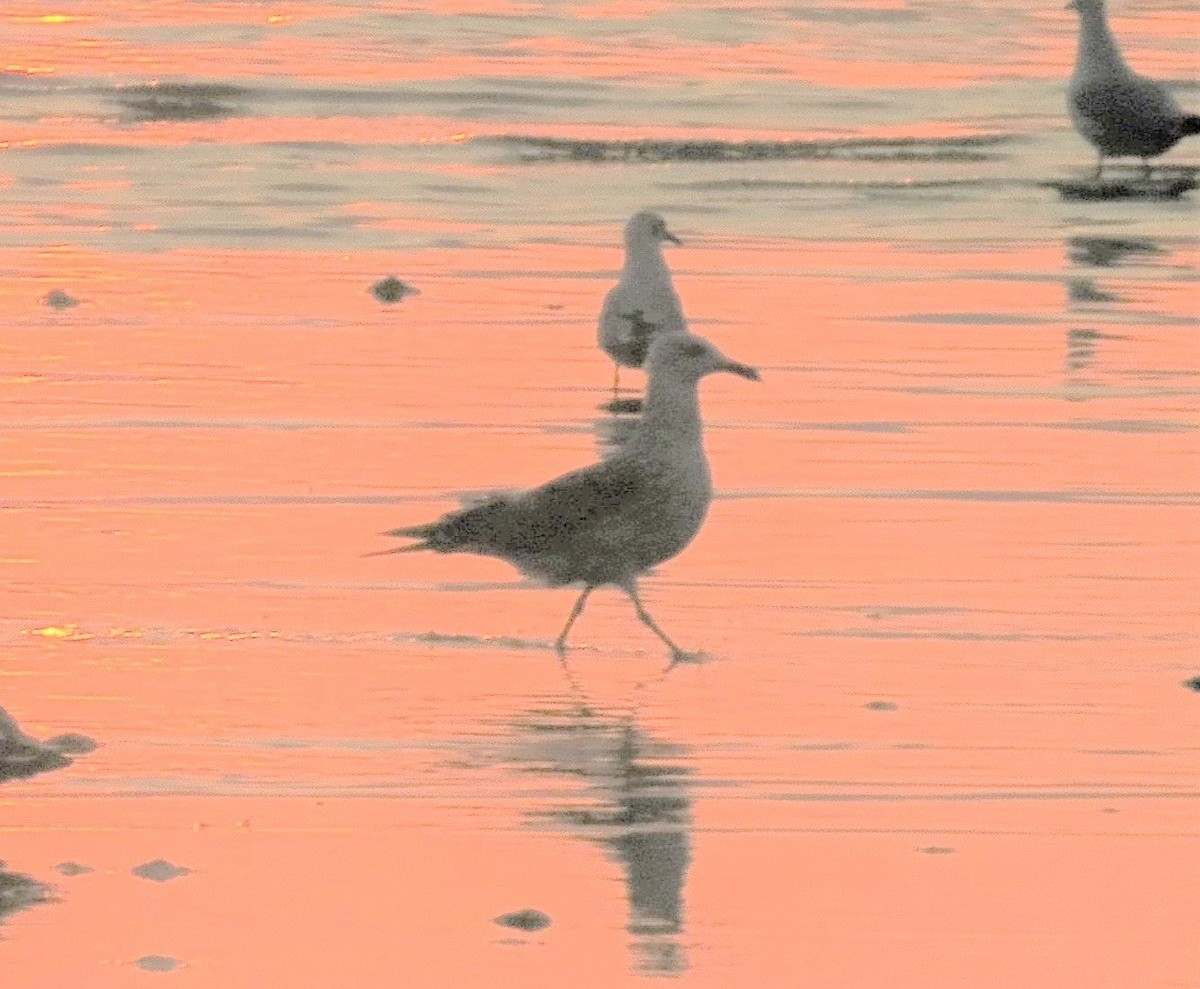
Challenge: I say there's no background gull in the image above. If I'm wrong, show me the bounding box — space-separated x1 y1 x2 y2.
1068 0 1200 177
370 333 759 659
598 211 688 399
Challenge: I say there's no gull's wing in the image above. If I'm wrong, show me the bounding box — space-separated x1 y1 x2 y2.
387 456 654 582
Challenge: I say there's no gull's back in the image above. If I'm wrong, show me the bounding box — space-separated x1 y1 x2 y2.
410 449 711 588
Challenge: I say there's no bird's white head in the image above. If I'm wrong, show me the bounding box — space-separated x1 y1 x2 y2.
625 210 682 248
645 333 759 382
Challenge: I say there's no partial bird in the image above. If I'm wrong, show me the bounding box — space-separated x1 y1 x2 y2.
370 333 759 659
598 211 687 400
1068 0 1200 178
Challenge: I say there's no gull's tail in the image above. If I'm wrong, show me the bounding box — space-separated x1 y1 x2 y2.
1182 116 1200 137
365 498 512 557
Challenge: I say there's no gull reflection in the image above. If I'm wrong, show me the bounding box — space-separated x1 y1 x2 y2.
1065 327 1124 376
1061 235 1153 391
594 404 642 460
1066 278 1120 304
1067 235 1164 268
511 706 692 975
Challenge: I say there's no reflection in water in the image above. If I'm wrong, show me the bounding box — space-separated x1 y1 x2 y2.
1067 236 1164 268
594 407 642 460
1062 235 1160 390
1065 328 1122 376
111 81 248 122
1066 278 1120 304
511 707 692 975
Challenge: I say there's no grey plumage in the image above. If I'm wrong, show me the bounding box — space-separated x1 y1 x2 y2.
374 333 759 658
1068 0 1199 176
598 212 687 391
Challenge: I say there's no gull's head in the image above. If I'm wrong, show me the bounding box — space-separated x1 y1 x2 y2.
625 210 682 248
646 333 760 383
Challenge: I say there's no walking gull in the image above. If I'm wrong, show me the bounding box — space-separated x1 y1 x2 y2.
1068 0 1200 177
598 211 687 397
370 333 759 658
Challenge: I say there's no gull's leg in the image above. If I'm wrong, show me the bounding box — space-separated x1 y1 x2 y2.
1094 152 1104 181
1140 157 1152 180
612 361 621 402
619 578 685 660
555 586 593 652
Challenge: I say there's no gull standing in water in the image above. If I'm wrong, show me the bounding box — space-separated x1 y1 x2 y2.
370 333 759 660
1068 0 1200 177
598 211 687 400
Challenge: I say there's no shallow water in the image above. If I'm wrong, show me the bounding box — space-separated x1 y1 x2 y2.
2 1 1198 985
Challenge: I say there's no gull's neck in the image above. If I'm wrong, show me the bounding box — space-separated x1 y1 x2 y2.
632 370 703 459
623 237 669 281
1074 3 1130 80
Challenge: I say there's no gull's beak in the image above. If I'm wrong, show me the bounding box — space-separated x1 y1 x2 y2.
719 358 760 381
662 227 683 246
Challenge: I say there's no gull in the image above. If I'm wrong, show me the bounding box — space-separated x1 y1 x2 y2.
370 333 759 659
598 211 687 398
1068 0 1200 178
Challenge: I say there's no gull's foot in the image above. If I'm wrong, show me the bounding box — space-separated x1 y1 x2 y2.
667 648 714 668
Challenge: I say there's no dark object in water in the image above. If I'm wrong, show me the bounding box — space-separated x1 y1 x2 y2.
499 133 1013 164
0 866 51 923
1044 171 1196 201
370 276 418 304
114 81 247 121
132 860 191 883
1183 675 1200 693
0 707 96 783
495 908 551 932
55 862 94 877
44 289 79 309
136 956 182 972
600 397 643 415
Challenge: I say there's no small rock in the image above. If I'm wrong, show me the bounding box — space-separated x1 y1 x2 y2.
44 289 80 309
0 868 51 918
132 860 191 882
494 908 551 932
55 862 94 877
865 701 897 711
136 956 181 972
370 276 418 304
1183 675 1200 693
0 707 77 783
44 733 99 756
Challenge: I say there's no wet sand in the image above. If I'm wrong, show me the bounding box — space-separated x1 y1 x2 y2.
2 0 1198 984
